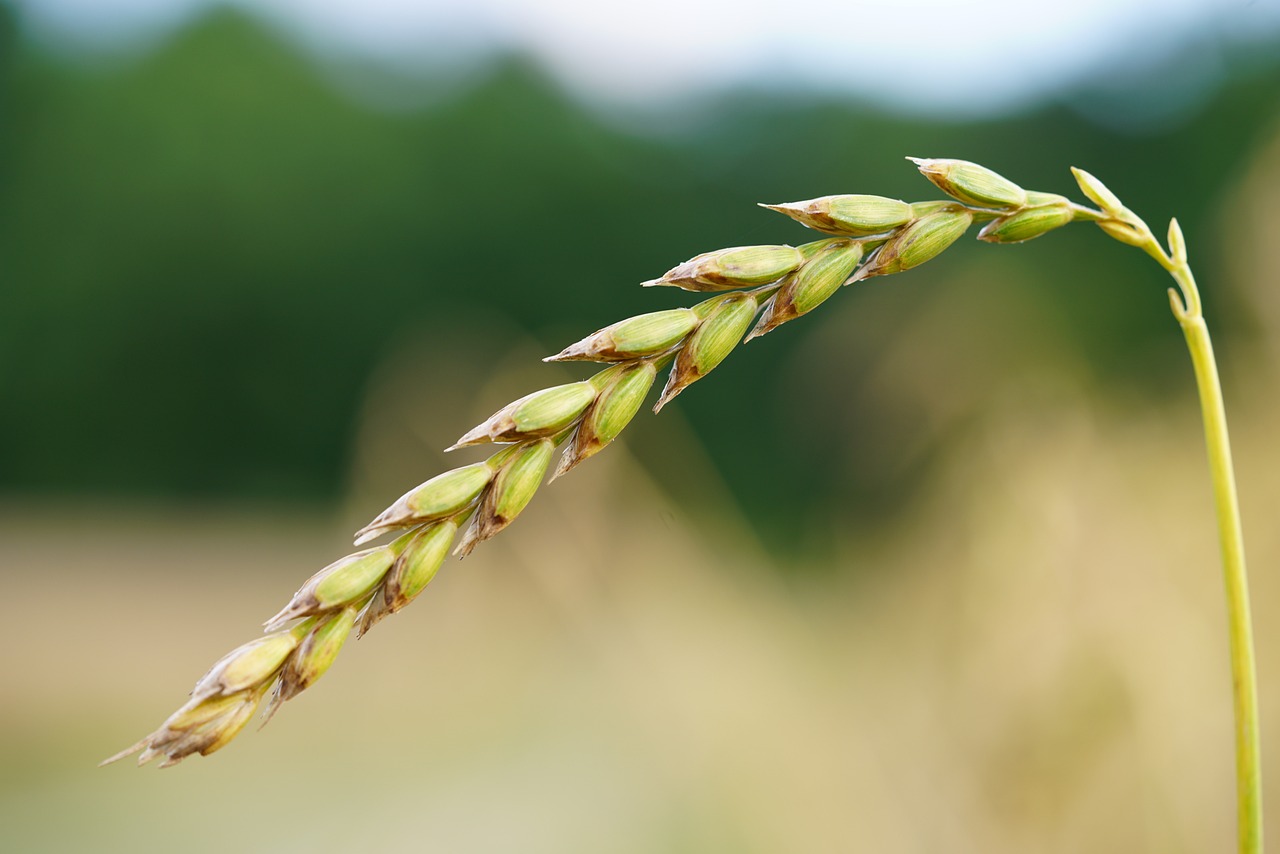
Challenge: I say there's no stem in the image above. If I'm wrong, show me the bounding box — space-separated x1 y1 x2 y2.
1172 285 1262 854
1099 205 1261 851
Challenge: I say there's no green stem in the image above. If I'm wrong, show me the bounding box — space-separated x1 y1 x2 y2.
1172 286 1262 854
1096 205 1261 851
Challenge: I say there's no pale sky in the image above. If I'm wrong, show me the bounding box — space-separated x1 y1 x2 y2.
12 0 1280 114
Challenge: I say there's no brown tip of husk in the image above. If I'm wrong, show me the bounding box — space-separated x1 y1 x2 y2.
743 295 787 342
101 737 152 767
356 598 391 638
353 519 411 546
258 684 286 730
652 381 684 413
262 604 302 633
353 496 415 545
758 202 795 212
453 515 485 558
448 419 501 452
549 443 580 482
744 314 784 342
445 437 480 453
544 341 593 362
136 746 163 767
550 434 600 482
844 249 882 285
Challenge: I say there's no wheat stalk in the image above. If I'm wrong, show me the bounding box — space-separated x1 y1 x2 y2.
103 157 1261 854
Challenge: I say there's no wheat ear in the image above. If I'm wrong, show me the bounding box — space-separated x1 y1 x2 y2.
105 158 1259 854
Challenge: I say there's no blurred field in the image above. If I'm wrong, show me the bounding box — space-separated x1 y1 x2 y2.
3 5 1280 852
4 297 1280 852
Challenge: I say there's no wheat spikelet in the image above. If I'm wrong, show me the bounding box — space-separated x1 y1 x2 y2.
104 158 1134 767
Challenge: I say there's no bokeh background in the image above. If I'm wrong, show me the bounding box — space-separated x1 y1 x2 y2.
3 0 1280 851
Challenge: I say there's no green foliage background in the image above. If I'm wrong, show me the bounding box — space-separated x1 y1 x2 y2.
2 4 1278 557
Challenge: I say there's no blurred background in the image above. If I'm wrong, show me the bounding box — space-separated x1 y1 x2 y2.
2 0 1280 850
